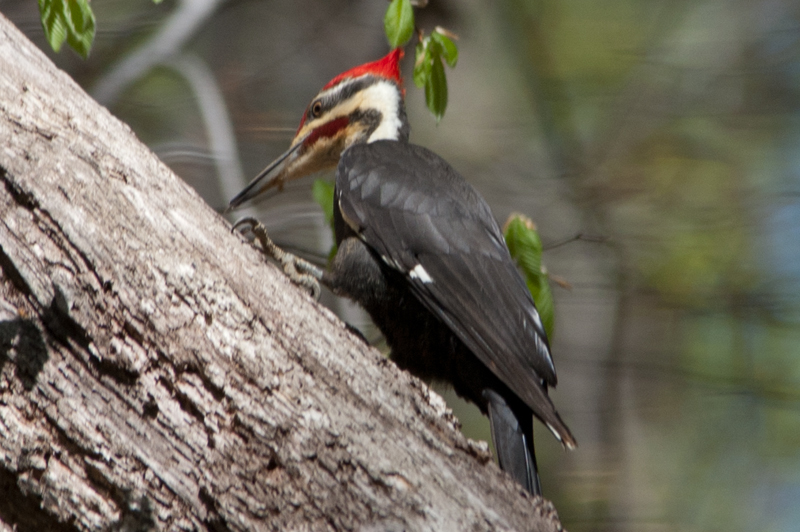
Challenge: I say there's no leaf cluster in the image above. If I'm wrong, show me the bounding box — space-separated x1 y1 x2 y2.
384 0 458 121
38 0 162 58
413 29 458 122
38 0 96 59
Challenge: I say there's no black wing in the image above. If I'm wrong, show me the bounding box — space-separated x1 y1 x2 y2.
337 141 573 444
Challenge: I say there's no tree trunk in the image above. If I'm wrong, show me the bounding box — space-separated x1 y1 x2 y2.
0 14 564 532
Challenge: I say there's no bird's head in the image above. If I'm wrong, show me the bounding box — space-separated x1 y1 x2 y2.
229 49 408 209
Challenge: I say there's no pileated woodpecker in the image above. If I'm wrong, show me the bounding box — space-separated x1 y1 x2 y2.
229 49 576 495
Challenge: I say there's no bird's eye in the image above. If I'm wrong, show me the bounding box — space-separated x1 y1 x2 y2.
311 101 323 118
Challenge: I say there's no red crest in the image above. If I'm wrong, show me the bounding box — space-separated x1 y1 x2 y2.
295 49 405 135
322 48 404 90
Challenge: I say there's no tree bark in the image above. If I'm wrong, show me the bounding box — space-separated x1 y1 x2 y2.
0 13 564 532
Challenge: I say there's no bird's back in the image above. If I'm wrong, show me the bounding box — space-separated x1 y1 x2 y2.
335 141 574 448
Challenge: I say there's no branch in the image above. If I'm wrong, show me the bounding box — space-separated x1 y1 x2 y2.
165 53 248 212
91 0 223 107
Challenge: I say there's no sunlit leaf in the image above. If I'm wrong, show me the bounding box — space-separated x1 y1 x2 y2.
425 54 447 121
65 0 96 58
38 0 67 53
38 0 95 58
505 215 543 272
413 40 430 88
431 30 458 68
415 30 457 120
504 214 555 339
384 0 414 48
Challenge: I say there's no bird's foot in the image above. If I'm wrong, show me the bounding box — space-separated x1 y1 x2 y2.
233 217 323 300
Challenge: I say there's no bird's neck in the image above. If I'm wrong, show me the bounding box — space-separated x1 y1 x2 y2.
352 80 410 145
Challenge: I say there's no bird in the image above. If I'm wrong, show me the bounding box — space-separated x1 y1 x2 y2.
228 48 576 495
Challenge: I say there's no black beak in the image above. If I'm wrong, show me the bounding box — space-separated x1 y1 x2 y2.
227 139 305 212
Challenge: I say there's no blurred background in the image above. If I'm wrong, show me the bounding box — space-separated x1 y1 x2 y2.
3 0 800 530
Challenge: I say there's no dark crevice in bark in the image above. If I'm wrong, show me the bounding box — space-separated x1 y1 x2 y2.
87 353 140 387
122 320 147 348
0 318 48 390
83 462 159 532
173 363 226 404
0 247 37 313
44 410 105 463
2 177 108 314
43 292 93 351
1 174 95 302
0 466 81 532
1 165 39 211
142 393 160 419
199 486 233 532
108 491 157 532
158 369 206 425
231 414 253 444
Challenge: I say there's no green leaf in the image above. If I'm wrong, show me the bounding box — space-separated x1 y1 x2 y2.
312 179 338 261
413 40 431 88
431 31 458 68
312 179 335 228
153 0 164 3
505 215 543 273
425 54 448 121
504 214 555 339
415 30 457 120
65 0 96 58
384 0 414 48
38 0 95 58
38 0 67 53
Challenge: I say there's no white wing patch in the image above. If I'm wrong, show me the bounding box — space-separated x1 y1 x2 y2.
409 264 434 284
530 309 544 331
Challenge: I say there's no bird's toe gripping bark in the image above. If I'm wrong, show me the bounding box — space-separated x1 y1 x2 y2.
233 217 323 300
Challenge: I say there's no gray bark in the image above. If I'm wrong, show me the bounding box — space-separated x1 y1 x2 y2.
0 13 564 532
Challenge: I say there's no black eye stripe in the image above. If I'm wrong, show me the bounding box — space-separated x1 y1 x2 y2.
311 76 382 119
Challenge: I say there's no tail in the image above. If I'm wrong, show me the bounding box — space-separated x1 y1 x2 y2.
483 389 542 495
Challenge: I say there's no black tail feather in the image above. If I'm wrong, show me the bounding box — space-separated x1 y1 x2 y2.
483 389 542 496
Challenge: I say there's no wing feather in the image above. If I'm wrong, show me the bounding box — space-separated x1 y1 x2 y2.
337 141 559 413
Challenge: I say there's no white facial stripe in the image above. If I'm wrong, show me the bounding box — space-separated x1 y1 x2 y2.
409 264 434 284
296 79 402 143
316 81 349 105
360 82 402 142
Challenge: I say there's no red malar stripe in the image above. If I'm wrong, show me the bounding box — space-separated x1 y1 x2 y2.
303 116 350 147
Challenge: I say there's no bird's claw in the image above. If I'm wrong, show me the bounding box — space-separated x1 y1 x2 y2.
233 217 323 300
231 216 260 234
